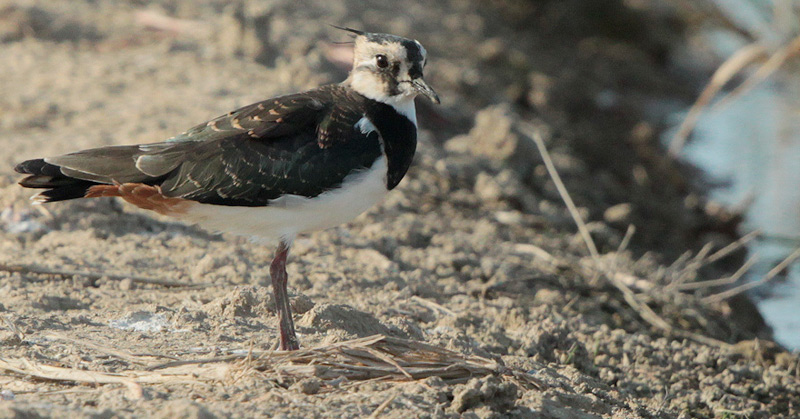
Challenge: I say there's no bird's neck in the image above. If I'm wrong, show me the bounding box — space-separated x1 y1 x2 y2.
343 76 417 128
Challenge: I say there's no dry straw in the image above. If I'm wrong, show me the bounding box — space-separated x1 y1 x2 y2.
0 335 517 400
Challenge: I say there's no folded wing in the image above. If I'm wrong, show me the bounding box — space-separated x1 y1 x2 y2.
16 85 383 206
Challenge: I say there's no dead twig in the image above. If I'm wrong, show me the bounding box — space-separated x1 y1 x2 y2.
705 230 761 264
677 255 759 291
2 316 25 343
668 42 768 155
704 247 800 303
711 35 800 113
0 263 210 289
617 225 636 254
44 333 176 365
523 124 599 260
411 296 456 317
369 392 399 419
146 335 501 385
0 357 144 400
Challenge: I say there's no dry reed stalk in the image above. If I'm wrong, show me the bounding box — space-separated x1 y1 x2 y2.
411 296 457 317
0 263 209 289
711 35 800 113
704 246 800 303
705 230 760 263
676 255 758 291
44 333 177 365
668 43 768 155
368 392 399 418
524 125 600 261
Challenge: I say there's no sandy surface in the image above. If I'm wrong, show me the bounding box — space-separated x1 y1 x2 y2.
1 0 799 418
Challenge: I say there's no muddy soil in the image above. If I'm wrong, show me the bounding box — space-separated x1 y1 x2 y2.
1 0 798 418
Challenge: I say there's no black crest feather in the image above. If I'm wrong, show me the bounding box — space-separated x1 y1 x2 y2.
330 25 365 36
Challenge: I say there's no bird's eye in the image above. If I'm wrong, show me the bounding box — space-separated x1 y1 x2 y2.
375 54 389 69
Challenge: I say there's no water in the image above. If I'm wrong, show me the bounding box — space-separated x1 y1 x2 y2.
669 78 800 349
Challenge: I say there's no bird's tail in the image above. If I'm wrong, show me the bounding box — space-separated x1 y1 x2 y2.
15 158 101 203
14 143 168 203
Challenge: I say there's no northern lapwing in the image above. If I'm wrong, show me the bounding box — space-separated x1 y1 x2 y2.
14 28 439 351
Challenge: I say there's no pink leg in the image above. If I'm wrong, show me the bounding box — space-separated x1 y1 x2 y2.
270 240 299 350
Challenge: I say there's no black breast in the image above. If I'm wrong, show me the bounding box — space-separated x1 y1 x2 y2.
364 102 417 190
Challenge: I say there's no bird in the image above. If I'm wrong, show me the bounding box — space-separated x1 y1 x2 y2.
14 27 439 351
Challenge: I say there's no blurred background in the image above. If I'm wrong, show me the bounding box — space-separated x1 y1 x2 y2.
1 0 799 349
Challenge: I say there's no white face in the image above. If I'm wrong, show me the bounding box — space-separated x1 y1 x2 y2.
346 34 438 106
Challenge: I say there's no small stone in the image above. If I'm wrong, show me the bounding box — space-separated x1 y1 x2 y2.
604 203 632 225
533 288 565 306
353 248 396 271
0 389 15 401
291 294 315 314
474 172 503 202
449 376 517 414
119 278 135 291
204 286 274 318
191 254 219 278
154 399 216 419
297 304 389 338
291 377 322 395
0 330 22 346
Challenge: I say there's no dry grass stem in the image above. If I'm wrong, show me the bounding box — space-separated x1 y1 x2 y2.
670 32 800 156
617 225 636 254
369 392 399 418
711 35 800 113
521 124 599 260
668 43 768 155
154 335 501 381
2 316 25 342
411 296 457 317
677 255 759 291
705 246 800 303
667 243 717 288
0 336 501 399
0 357 144 399
134 10 210 36
0 263 210 289
44 333 176 365
705 230 761 264
665 231 759 292
510 243 557 263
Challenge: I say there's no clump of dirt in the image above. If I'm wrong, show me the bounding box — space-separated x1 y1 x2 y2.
1 0 798 418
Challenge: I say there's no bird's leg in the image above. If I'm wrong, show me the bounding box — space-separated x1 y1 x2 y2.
270 240 299 351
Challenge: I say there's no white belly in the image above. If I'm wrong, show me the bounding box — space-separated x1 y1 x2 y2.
177 156 389 243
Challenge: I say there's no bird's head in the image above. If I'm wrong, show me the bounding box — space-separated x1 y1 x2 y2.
338 27 440 107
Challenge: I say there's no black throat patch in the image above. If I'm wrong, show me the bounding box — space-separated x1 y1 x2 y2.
362 98 417 190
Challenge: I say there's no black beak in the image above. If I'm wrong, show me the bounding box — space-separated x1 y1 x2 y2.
412 78 440 104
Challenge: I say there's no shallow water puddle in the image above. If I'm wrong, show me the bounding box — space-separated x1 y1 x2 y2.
668 81 800 349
